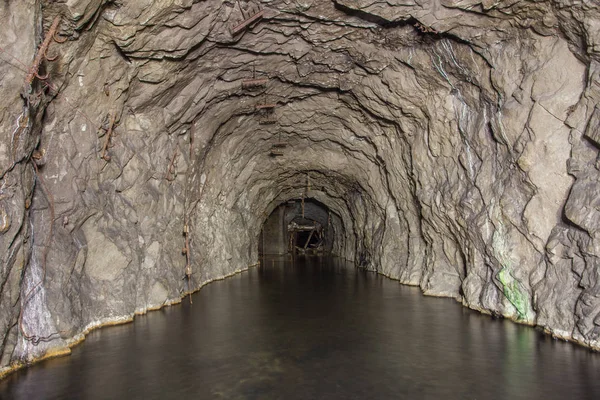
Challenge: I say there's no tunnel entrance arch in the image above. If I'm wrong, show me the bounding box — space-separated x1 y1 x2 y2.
259 198 334 256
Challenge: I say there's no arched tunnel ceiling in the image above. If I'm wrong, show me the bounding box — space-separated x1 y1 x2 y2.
1 0 600 372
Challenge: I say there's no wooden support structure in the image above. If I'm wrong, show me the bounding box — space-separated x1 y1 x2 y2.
287 217 324 255
230 8 264 36
304 229 315 250
100 112 116 162
24 16 65 92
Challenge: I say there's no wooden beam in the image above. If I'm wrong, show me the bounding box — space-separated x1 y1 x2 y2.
304 229 315 250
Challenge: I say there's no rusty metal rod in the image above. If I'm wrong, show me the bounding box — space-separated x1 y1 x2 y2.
259 118 277 125
24 16 61 90
242 78 268 89
231 9 264 35
100 112 116 161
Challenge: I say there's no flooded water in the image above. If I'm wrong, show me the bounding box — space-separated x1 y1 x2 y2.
1 256 599 399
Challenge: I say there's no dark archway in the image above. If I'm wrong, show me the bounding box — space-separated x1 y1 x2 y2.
259 198 334 255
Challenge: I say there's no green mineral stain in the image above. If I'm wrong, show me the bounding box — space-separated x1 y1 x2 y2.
490 204 531 321
498 267 529 321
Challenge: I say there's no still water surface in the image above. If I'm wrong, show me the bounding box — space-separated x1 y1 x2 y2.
1 256 599 399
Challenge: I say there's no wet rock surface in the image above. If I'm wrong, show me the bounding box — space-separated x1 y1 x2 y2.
0 0 600 372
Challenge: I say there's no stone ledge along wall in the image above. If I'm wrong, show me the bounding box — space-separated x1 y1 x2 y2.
0 0 599 374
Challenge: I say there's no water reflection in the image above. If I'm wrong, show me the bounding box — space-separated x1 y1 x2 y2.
1 256 599 399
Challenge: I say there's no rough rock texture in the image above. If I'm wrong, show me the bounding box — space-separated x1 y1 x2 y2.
1 0 600 373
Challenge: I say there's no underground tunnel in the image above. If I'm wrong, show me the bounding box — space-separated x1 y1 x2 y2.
259 198 337 256
1 0 600 398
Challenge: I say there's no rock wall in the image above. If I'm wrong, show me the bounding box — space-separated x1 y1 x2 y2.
0 0 600 374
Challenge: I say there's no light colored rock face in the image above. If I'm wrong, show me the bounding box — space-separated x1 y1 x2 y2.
81 219 130 281
0 0 600 370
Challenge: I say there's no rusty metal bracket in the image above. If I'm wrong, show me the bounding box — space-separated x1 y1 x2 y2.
259 117 277 125
269 148 284 157
231 7 264 36
269 130 286 156
242 64 268 90
242 78 268 90
24 16 64 92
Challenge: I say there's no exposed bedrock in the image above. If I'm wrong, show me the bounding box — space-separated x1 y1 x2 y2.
0 0 599 372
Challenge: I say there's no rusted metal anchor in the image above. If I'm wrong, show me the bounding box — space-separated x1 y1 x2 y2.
24 16 66 92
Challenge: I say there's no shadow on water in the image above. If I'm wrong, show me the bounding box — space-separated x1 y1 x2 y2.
1 255 599 399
